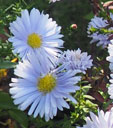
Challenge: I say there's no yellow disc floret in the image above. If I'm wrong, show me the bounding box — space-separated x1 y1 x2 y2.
27 33 42 48
37 74 56 93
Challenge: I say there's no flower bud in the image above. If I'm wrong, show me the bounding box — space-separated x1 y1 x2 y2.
70 24 77 29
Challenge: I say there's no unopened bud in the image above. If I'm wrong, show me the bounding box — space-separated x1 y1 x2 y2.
70 24 77 29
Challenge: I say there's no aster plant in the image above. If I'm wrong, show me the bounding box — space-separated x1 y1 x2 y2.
1 0 113 128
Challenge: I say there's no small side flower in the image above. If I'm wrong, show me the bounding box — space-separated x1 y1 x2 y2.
59 49 93 74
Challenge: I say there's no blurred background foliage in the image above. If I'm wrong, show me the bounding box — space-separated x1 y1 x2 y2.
0 0 112 127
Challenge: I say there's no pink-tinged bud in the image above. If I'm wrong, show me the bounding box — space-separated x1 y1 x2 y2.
71 24 77 29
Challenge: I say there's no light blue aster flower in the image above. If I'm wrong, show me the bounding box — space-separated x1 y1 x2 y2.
9 54 81 121
89 32 111 48
77 108 113 128
87 16 108 31
108 74 113 99
8 8 64 68
107 43 113 72
59 49 93 74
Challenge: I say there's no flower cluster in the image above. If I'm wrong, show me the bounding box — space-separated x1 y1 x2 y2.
9 8 93 121
6 0 113 127
87 15 113 48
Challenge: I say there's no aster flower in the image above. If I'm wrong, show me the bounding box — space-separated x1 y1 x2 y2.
108 74 113 99
89 32 111 48
9 55 81 121
87 16 107 32
78 109 113 128
59 49 93 74
106 43 113 98
106 42 113 72
8 8 64 68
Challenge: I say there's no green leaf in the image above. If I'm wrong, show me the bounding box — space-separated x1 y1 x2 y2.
0 91 16 109
82 85 92 89
86 100 98 107
8 109 28 128
103 99 113 110
0 92 28 127
83 95 95 100
0 61 16 69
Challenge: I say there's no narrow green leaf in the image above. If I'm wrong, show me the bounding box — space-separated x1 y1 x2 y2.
0 61 16 69
83 95 95 100
86 100 98 107
82 85 92 89
0 91 16 109
8 109 28 128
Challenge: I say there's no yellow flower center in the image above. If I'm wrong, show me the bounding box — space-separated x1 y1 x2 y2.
37 74 56 93
27 33 42 48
